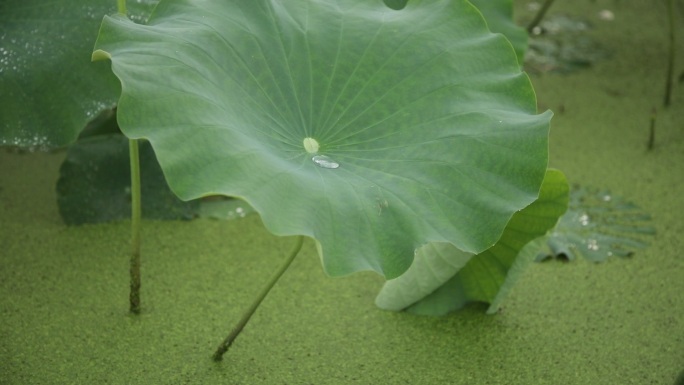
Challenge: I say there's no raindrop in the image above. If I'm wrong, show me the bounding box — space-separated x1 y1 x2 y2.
578 213 590 226
598 10 614 21
312 155 339 169
586 239 600 251
235 207 246 217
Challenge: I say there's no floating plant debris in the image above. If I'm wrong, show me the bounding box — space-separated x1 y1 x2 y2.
536 185 656 262
524 14 610 74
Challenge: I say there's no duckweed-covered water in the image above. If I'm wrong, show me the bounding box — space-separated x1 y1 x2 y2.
1 2 683 384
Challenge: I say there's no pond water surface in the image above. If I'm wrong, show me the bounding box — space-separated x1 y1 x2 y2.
1 1 683 384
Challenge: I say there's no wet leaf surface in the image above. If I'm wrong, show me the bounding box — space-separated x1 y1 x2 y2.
537 185 656 262
525 14 610 74
0 0 158 149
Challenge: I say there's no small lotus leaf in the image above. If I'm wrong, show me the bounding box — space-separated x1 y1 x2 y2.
537 185 656 262
57 134 197 225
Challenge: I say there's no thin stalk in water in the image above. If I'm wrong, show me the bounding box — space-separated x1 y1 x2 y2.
117 1 141 314
213 236 305 361
663 0 676 107
129 139 142 314
648 107 657 150
527 0 556 34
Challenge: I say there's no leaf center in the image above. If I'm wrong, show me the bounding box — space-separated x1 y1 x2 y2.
303 137 319 154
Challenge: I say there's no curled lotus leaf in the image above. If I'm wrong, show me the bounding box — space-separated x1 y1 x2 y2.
376 169 569 315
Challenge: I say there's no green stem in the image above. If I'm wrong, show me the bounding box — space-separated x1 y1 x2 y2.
526 0 556 34
664 0 675 107
212 236 305 362
117 0 127 15
129 139 142 314
648 107 657 150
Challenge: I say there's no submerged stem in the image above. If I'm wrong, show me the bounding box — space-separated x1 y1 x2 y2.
526 0 556 34
664 0 675 107
129 139 142 314
212 236 305 362
648 107 657 150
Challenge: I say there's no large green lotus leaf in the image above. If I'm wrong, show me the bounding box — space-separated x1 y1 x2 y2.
0 0 157 148
93 0 551 278
382 0 527 63
376 169 568 314
468 0 528 64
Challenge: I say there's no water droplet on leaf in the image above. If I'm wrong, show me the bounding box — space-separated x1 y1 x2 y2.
312 155 339 169
579 213 590 226
586 239 599 251
537 186 655 263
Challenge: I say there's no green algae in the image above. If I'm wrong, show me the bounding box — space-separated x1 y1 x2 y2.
1 1 684 384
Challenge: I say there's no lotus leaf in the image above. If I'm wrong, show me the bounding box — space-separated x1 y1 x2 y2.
469 0 527 64
0 0 158 148
57 134 198 225
537 185 656 262
93 0 551 278
376 169 569 315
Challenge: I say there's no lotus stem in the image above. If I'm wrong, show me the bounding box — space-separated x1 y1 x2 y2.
212 236 305 361
129 139 142 314
527 0 556 34
648 107 657 150
663 0 675 107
